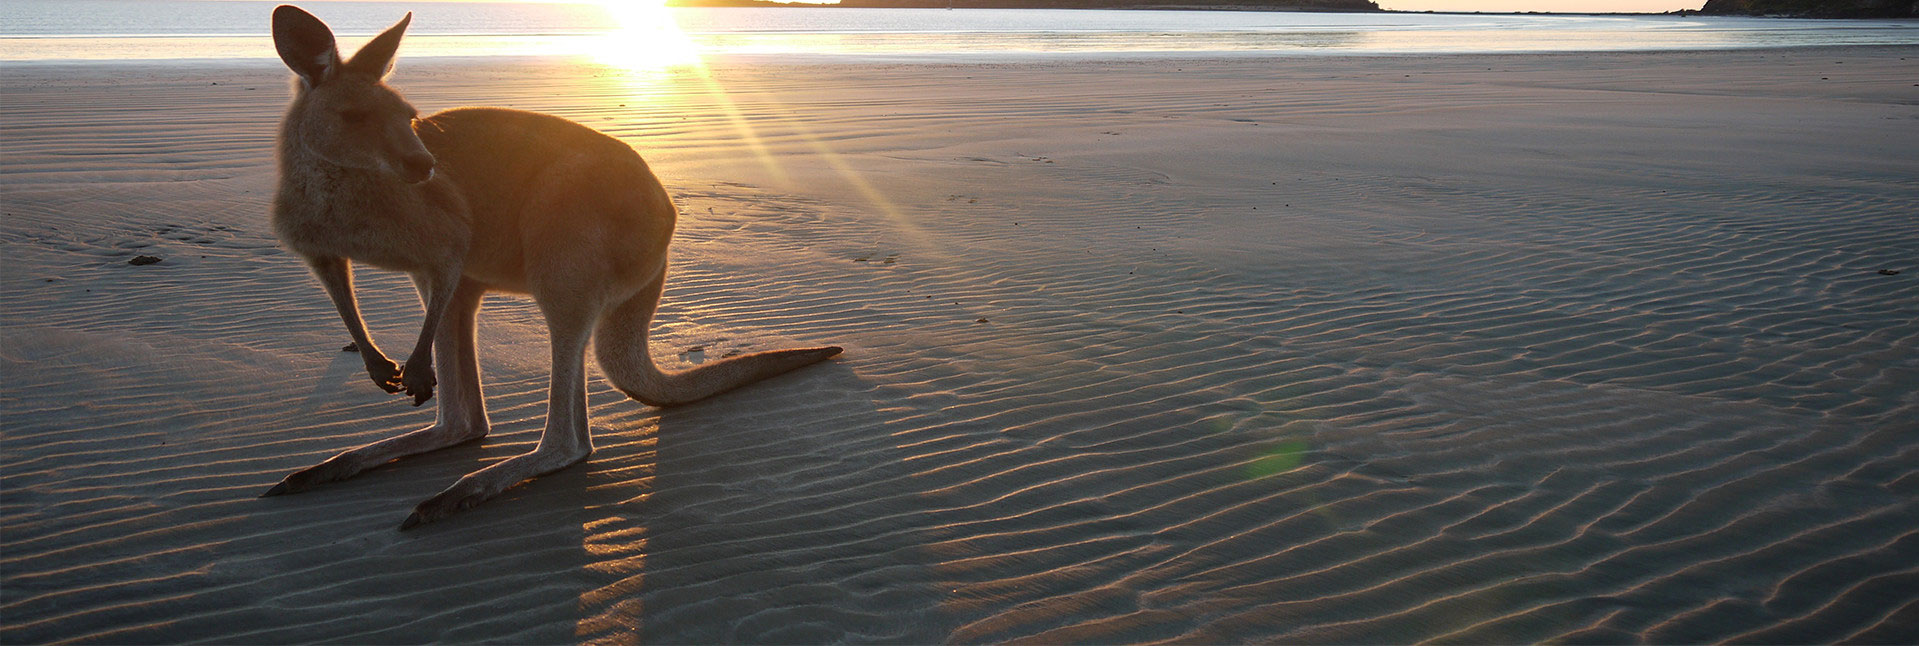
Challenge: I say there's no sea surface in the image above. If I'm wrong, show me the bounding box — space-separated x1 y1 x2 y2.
3 0 1916 62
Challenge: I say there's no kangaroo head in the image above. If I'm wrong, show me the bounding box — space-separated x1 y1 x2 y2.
273 5 435 184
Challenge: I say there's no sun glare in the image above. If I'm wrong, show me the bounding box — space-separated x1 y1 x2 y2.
576 0 907 239
589 0 702 72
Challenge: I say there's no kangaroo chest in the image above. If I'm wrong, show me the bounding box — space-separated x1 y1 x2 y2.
273 171 469 274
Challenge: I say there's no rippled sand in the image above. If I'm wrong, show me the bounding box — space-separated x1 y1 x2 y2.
3 47 1915 643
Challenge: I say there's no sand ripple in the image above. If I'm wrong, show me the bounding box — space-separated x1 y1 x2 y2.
4 50 1916 643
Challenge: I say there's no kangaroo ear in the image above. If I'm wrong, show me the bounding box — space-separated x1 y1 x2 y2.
272 5 341 87
345 13 411 78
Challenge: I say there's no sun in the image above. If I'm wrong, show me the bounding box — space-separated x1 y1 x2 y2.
588 0 703 71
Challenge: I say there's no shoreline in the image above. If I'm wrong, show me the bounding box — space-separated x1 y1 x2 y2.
5 7 1916 63
4 41 1917 67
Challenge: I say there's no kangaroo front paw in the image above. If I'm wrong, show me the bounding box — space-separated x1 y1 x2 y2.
366 356 403 394
400 357 436 406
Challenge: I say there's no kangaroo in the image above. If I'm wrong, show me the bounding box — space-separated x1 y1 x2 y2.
261 5 842 529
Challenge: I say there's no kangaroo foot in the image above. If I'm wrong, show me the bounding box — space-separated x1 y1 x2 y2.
400 445 590 530
260 423 486 497
261 455 365 497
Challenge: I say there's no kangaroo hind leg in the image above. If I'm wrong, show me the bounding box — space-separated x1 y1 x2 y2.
262 279 490 497
401 289 598 529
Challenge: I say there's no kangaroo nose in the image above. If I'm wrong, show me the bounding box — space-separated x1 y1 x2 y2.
399 152 435 184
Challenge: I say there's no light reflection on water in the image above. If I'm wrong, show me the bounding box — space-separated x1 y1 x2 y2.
1 5 1913 63
9 25 1917 64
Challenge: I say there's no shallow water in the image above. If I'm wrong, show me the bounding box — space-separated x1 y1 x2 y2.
2 0 1916 61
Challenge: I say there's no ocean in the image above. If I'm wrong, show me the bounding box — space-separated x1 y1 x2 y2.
2 0 1915 62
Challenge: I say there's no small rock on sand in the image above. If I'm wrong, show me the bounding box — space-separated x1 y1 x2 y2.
342 342 358 352
128 255 162 266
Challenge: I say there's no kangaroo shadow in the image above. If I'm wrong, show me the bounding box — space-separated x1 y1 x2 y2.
550 358 953 644
283 354 949 643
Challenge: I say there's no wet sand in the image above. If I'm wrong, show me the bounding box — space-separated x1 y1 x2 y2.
3 47 1916 643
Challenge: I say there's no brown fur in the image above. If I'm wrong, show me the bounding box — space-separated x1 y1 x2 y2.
260 5 841 529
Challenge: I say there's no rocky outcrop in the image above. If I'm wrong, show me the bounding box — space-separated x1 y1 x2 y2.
1696 0 1918 17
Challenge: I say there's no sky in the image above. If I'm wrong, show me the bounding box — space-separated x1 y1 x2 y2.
294 0 1710 13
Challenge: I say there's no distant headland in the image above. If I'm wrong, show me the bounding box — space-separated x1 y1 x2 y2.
1691 0 1917 17
667 0 1383 10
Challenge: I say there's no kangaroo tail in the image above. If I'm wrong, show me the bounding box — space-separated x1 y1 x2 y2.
594 279 841 407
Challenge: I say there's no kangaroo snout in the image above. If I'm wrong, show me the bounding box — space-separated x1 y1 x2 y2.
399 151 435 183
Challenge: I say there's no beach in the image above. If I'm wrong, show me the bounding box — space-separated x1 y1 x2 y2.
3 46 1916 643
